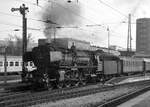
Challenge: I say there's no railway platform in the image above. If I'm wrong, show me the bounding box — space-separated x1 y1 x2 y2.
105 74 150 85
118 90 150 107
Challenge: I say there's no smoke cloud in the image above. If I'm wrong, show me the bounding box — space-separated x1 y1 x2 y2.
42 0 81 39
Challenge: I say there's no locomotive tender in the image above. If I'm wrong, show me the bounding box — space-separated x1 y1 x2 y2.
24 38 150 89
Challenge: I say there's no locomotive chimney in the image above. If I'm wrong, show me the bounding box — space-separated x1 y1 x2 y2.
38 39 50 46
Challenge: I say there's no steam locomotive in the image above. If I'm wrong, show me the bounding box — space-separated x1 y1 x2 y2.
23 38 150 89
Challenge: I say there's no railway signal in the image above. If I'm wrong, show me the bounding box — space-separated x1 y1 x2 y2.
11 4 29 82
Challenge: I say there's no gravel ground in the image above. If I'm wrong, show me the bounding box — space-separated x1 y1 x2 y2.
132 92 150 107
31 87 136 107
0 75 21 81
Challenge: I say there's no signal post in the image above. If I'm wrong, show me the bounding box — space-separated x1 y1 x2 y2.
11 4 28 82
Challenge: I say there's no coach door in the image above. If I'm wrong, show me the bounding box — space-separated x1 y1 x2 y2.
96 56 102 72
117 60 122 75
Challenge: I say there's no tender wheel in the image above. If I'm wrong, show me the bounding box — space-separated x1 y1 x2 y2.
65 81 71 88
64 70 72 88
74 81 80 87
80 80 86 86
78 72 86 86
57 82 64 89
43 73 51 89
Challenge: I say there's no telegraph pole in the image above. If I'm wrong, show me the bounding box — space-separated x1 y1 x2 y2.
3 46 7 84
11 4 28 82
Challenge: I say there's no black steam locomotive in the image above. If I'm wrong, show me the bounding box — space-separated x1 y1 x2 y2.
24 39 105 89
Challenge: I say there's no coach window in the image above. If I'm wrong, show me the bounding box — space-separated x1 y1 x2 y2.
0 62 3 66
10 62 14 66
15 62 19 66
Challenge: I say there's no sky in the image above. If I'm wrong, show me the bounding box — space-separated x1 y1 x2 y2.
0 0 150 49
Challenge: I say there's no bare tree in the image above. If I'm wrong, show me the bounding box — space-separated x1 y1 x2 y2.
5 34 35 56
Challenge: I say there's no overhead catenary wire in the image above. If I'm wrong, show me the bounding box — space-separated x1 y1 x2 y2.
0 19 118 32
17 0 123 26
0 22 41 31
15 0 115 26
0 11 57 24
14 0 101 26
46 0 125 37
0 12 122 39
14 0 128 30
44 0 105 28
97 0 128 18
22 0 132 28
8 0 124 39
44 0 125 38
0 21 124 41
0 22 99 33
18 0 126 24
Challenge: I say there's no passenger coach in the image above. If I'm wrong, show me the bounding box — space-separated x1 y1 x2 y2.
0 55 34 75
102 56 150 78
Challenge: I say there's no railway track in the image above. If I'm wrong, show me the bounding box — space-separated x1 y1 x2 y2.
0 83 101 107
0 80 150 107
96 82 150 107
0 82 100 99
